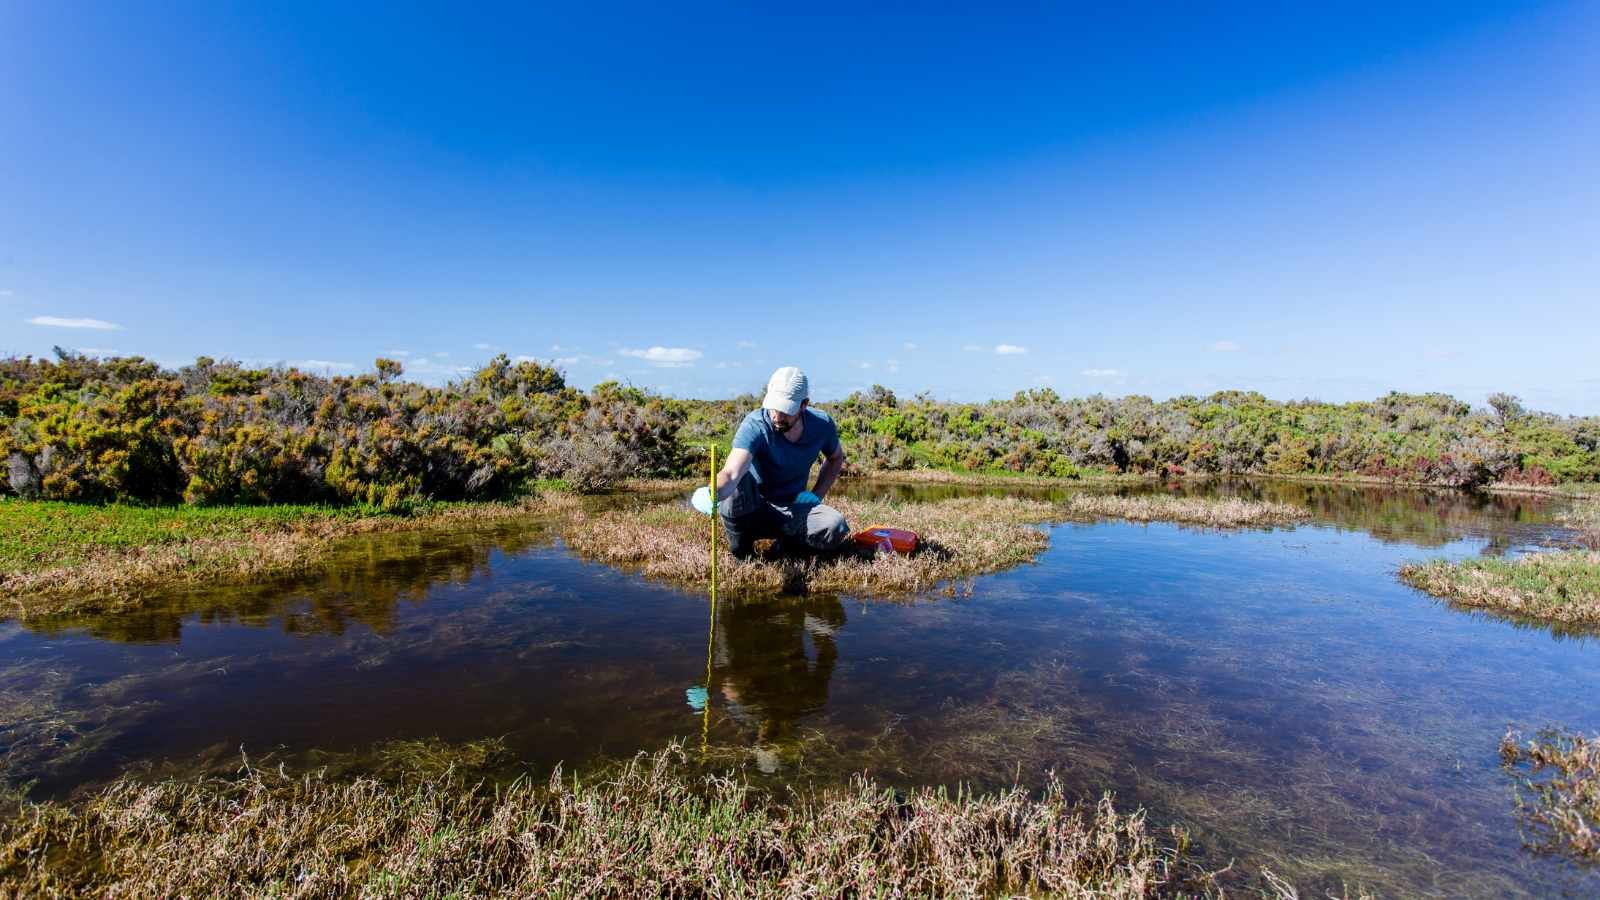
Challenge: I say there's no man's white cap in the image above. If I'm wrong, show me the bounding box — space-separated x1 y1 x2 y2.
761 366 809 415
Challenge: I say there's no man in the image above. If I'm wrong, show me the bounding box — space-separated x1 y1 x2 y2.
691 366 851 559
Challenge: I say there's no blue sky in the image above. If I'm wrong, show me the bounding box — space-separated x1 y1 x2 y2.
3 2 1597 412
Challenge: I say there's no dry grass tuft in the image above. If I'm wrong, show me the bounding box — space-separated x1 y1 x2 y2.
1500 727 1600 863
0 744 1194 898
1061 493 1309 528
561 495 1062 597
1399 551 1600 628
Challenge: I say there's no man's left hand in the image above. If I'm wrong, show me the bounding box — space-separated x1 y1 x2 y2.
794 490 820 505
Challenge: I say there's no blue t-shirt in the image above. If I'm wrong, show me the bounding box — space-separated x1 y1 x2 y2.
731 408 841 503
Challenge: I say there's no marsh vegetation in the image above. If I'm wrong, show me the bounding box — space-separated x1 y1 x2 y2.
1398 499 1600 629
1500 727 1600 864
1059 493 1308 528
0 744 1197 898
1399 551 1600 629
562 494 1061 597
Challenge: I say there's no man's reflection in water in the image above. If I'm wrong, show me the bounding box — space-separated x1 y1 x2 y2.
711 594 845 772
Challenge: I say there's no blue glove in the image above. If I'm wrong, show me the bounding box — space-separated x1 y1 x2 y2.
794 491 820 505
691 486 715 515
685 685 708 711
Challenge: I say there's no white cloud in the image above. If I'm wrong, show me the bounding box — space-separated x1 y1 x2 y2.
292 359 356 372
962 344 984 352
27 315 123 330
886 359 901 373
995 344 1028 355
432 351 450 358
1081 368 1124 377
384 349 412 357
736 340 757 349
857 361 873 370
74 347 121 356
554 356 581 367
1210 340 1243 352
903 342 917 351
1035 375 1055 384
473 342 498 351
0 289 14 298
620 346 703 367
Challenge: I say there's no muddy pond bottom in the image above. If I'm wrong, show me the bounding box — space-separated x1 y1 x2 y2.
4 482 1597 896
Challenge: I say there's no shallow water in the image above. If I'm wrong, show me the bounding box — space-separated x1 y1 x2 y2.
3 481 1597 895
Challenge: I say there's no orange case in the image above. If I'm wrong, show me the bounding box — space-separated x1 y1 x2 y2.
852 525 919 554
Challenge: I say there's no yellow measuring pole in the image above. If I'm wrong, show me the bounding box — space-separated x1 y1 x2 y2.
700 444 718 757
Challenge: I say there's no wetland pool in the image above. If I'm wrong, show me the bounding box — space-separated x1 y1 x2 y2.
3 481 1597 896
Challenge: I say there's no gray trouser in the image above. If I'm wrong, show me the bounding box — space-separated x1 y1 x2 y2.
718 471 851 559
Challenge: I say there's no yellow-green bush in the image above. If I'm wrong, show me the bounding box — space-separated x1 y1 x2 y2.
1 351 685 506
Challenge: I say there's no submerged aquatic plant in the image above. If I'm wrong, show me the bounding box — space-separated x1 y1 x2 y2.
1500 727 1600 864
0 743 1194 897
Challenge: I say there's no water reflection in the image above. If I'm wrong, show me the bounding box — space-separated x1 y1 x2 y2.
712 595 843 751
24 523 555 644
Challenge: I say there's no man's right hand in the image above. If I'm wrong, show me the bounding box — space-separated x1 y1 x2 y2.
691 486 716 515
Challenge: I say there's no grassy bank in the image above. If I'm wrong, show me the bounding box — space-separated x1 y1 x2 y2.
0 745 1200 898
563 495 1062 597
1398 551 1600 629
0 495 575 619
1500 727 1600 864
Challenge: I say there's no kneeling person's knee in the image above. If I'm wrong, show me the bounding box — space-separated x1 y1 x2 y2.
806 505 851 550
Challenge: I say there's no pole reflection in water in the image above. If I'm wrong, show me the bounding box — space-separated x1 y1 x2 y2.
707 595 845 772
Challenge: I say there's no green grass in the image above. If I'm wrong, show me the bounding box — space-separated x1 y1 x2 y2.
0 498 371 574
